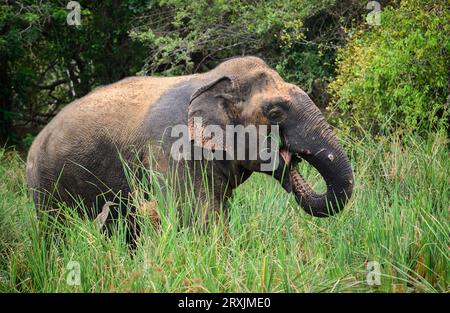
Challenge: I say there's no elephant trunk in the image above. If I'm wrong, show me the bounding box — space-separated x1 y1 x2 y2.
284 97 354 217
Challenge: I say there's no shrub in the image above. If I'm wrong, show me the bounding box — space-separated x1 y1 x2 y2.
328 0 449 135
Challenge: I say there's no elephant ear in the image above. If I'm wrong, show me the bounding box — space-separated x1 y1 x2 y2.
188 76 238 151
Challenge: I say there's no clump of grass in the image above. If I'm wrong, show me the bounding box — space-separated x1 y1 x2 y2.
0 130 448 292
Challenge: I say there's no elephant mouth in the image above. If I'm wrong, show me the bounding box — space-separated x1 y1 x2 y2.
279 148 304 195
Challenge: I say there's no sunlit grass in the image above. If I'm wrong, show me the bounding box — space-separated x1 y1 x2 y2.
0 130 448 292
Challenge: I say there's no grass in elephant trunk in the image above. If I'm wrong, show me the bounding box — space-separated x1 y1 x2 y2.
279 148 327 193
0 129 448 292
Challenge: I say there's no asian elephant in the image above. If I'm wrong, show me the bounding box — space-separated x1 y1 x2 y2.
26 56 354 235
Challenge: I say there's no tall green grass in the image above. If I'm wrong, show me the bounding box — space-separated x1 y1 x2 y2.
0 130 448 292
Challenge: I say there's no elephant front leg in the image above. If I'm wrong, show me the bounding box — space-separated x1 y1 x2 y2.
192 186 229 229
197 197 228 227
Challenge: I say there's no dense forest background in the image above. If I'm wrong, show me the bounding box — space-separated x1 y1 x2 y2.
0 0 448 148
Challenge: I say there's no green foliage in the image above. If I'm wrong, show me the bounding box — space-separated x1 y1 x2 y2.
328 0 449 134
21 133 35 150
276 48 336 107
130 0 338 75
0 1 148 143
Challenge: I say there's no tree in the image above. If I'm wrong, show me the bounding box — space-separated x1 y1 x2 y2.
0 0 148 144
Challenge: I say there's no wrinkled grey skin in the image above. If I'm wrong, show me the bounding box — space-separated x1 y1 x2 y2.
27 56 353 235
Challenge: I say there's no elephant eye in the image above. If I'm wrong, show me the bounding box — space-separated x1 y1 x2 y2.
268 108 283 121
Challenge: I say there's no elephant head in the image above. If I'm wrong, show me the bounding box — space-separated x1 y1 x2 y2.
187 57 354 217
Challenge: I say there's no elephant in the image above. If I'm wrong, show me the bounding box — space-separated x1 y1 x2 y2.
26 56 354 237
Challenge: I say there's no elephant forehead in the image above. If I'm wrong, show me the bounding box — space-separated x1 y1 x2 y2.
237 68 289 99
240 94 270 123
245 86 292 108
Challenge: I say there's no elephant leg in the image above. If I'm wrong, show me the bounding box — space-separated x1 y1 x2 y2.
125 209 141 250
193 186 229 230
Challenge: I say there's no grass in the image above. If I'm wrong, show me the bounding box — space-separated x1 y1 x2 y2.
0 130 448 292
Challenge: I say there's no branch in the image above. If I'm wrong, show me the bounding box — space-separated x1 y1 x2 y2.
34 79 68 91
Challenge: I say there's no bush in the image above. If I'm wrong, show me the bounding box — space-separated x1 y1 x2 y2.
328 0 449 135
